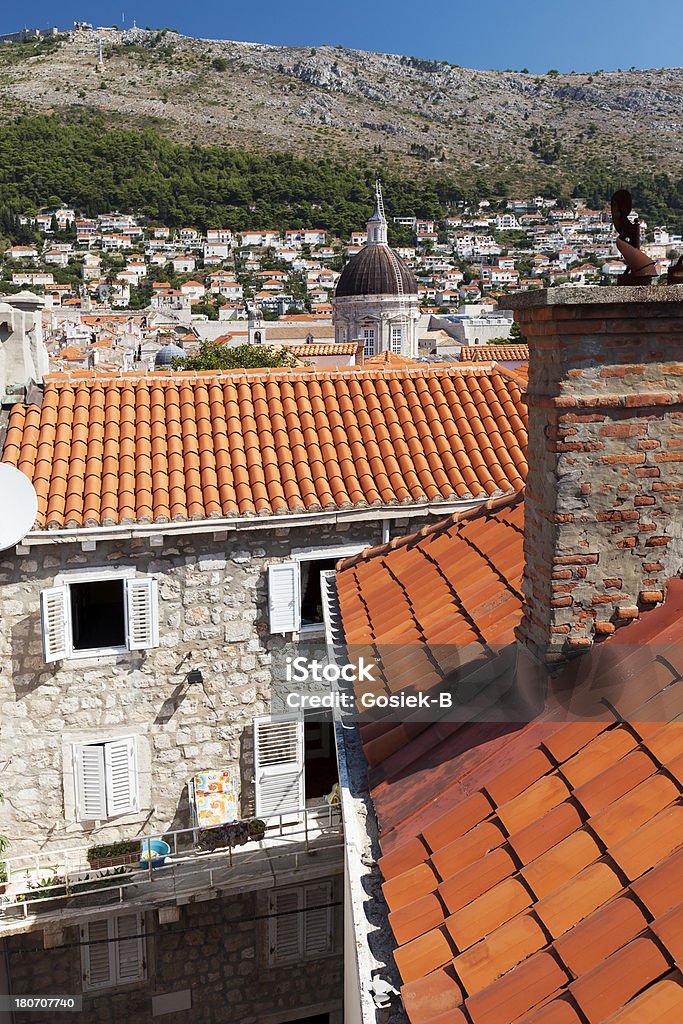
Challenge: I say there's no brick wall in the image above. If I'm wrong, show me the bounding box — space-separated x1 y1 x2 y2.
508 286 683 661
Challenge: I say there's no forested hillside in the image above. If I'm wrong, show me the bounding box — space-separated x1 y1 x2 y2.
1 113 683 234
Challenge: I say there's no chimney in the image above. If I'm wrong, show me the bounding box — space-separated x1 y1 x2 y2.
507 285 683 662
0 290 48 405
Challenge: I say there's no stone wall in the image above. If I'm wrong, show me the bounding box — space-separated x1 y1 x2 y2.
0 511 444 857
509 287 683 660
4 877 344 1024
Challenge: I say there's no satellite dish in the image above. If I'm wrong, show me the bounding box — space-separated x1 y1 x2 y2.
0 464 38 551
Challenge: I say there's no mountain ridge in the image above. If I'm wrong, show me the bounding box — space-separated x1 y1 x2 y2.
0 28 682 214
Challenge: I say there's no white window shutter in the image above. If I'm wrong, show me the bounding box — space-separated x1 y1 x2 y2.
104 738 138 816
115 913 145 984
40 585 70 662
75 744 107 820
304 881 333 956
268 563 300 634
125 578 159 650
269 888 301 964
253 716 304 817
81 918 113 990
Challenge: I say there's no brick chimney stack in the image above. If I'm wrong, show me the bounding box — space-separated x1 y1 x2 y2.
507 286 683 662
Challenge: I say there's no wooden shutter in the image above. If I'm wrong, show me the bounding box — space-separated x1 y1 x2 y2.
40 585 70 662
104 738 137 816
81 918 113 990
304 881 333 956
267 563 300 634
114 913 145 984
81 915 145 991
75 744 107 820
125 578 159 650
253 716 304 817
268 888 301 964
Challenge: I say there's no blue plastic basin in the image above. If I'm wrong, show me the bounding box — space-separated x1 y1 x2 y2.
139 839 171 867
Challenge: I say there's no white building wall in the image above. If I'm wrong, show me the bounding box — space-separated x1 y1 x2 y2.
332 294 420 358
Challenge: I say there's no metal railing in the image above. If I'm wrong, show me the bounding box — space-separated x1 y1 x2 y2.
0 804 342 921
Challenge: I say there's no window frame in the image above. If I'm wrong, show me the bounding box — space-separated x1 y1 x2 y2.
268 545 369 636
81 912 146 992
391 324 403 353
41 568 158 662
293 545 368 636
73 735 139 822
362 326 375 357
267 881 334 966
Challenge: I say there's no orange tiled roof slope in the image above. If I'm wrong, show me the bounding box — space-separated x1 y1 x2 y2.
364 350 422 368
460 345 529 362
1 366 527 530
336 500 683 1024
285 342 361 357
336 496 524 765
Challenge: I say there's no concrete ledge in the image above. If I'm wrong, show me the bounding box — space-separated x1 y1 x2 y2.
506 284 683 308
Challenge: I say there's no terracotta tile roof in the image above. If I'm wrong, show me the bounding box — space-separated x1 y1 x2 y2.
1 366 527 530
336 496 683 1024
364 351 422 368
283 343 361 357
460 345 529 362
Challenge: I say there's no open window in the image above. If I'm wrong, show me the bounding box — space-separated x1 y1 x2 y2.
268 549 366 635
41 576 158 662
253 715 304 817
254 714 338 815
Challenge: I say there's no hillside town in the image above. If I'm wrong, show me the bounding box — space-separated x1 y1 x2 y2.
2 194 681 373
0 121 682 1024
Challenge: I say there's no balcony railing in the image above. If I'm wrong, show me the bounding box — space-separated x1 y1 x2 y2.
0 804 342 924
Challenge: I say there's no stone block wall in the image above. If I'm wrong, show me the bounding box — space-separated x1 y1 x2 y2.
510 288 683 660
0 510 446 857
5 877 343 1024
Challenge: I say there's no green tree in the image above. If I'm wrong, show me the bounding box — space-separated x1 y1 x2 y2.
175 342 298 371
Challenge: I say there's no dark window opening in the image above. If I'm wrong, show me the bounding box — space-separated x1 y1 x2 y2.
300 558 337 626
304 717 338 801
70 580 126 651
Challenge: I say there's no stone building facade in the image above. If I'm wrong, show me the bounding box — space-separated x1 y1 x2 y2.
4 879 343 1024
0 514 442 858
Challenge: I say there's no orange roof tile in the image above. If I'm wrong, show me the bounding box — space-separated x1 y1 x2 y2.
336 493 683 1024
1 367 528 530
364 350 422 368
460 345 529 362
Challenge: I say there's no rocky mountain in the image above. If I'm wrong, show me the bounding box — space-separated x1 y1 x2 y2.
1 27 682 193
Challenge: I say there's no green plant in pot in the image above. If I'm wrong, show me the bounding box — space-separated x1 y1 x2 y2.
86 839 140 869
247 819 266 841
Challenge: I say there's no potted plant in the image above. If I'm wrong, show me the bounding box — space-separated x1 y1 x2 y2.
86 840 140 870
247 818 266 841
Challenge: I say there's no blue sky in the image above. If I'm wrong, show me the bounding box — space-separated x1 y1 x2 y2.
2 1 681 73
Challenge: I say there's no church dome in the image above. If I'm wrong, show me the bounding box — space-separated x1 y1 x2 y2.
335 245 418 298
154 343 186 367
